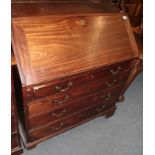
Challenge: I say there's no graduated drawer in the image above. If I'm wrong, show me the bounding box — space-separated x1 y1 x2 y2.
28 84 123 130
32 60 132 99
28 71 129 116
29 102 116 142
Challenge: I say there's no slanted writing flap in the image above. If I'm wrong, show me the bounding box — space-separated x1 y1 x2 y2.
12 14 139 86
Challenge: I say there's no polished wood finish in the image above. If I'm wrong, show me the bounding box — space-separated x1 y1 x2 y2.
29 103 116 142
29 67 130 103
28 82 124 117
28 83 123 129
31 60 132 99
12 14 139 86
19 105 116 149
12 1 141 149
11 69 23 155
12 0 118 18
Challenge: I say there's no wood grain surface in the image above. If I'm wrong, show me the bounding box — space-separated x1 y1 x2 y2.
12 14 139 86
29 103 116 142
12 0 111 3
28 83 123 130
12 1 118 18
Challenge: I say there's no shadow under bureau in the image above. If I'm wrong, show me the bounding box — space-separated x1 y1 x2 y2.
11 0 141 149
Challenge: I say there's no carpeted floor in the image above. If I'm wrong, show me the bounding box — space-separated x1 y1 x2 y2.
23 73 143 155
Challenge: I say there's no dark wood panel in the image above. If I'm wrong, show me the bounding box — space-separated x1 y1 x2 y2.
12 0 111 3
11 67 23 154
28 72 128 116
29 99 116 130
32 60 132 99
11 134 23 155
29 102 116 141
12 1 119 18
28 84 122 129
32 69 130 100
11 134 19 150
33 73 92 99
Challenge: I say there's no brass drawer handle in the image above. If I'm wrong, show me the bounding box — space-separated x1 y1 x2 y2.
100 93 111 101
105 79 117 88
52 95 69 104
96 105 106 112
109 66 122 75
51 109 67 118
55 81 73 92
51 122 64 131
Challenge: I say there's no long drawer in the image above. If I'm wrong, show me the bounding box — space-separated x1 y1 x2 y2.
32 60 132 99
28 70 129 116
28 83 123 130
29 102 116 142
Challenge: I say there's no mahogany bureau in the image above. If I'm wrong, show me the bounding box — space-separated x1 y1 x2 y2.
12 0 142 149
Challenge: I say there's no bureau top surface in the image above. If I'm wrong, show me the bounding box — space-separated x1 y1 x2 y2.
12 12 139 86
12 0 118 18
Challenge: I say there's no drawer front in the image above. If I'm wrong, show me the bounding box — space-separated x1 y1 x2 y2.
32 60 132 99
28 75 126 116
28 84 123 129
29 102 116 142
11 114 17 133
28 70 129 115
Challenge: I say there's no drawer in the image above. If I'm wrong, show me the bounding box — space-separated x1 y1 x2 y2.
32 60 132 99
29 102 116 142
28 76 126 116
92 61 132 81
28 84 122 129
11 114 17 133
